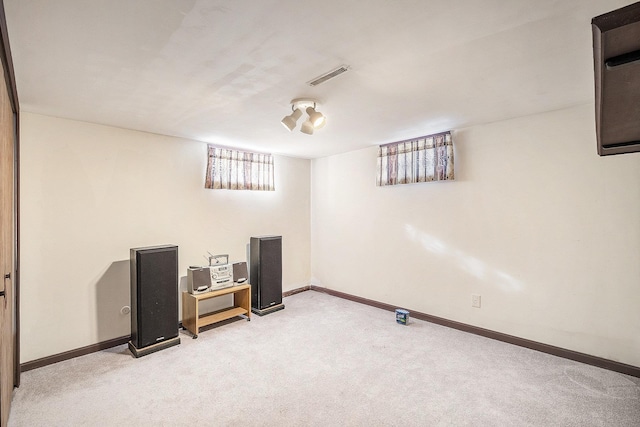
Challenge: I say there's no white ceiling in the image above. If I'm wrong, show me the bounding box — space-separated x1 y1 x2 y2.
3 0 634 159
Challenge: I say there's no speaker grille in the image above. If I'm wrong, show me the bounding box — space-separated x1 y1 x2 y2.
130 245 179 349
250 236 282 310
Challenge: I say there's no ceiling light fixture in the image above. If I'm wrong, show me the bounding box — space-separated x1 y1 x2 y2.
306 106 325 128
281 108 302 131
281 98 326 134
300 120 315 135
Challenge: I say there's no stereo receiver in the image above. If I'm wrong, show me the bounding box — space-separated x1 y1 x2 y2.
209 264 233 290
187 265 233 294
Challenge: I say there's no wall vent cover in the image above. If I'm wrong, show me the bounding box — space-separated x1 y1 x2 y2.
307 65 349 86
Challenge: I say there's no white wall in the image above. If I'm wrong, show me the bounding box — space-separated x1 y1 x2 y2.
19 112 311 363
311 104 640 367
20 105 640 368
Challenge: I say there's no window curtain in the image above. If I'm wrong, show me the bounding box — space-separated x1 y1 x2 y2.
376 131 454 186
205 145 275 191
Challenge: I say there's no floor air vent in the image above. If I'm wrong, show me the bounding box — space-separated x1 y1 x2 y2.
307 65 349 86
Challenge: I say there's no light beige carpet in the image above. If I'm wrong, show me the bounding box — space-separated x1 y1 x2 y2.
9 290 640 426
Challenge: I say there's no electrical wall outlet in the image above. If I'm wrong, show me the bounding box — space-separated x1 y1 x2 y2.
471 294 481 308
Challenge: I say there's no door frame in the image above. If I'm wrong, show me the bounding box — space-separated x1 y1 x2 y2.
0 0 21 388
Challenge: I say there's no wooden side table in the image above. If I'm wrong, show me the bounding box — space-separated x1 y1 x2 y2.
181 284 251 338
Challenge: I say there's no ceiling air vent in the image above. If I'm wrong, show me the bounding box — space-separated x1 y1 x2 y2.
307 65 350 86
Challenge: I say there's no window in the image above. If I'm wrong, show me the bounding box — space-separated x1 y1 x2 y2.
376 131 454 186
205 145 275 191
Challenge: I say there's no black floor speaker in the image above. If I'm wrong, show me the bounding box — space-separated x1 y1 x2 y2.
250 236 284 316
129 245 181 357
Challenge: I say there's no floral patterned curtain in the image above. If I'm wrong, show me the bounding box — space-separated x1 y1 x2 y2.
376 132 454 186
205 145 275 191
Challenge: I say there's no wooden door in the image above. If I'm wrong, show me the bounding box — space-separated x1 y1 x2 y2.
0 44 15 426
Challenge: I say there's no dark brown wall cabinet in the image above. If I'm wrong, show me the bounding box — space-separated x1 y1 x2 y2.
592 2 640 156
